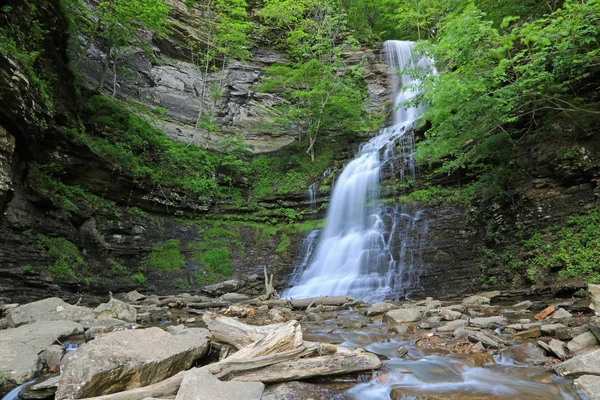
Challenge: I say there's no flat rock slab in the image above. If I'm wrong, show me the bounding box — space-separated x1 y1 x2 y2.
383 308 422 324
366 302 397 316
469 316 506 329
55 327 210 400
7 298 94 327
0 321 83 385
553 348 600 376
176 368 263 400
574 375 600 400
438 319 468 333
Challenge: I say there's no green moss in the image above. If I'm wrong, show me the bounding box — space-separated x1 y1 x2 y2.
521 209 600 284
108 258 128 275
275 233 291 255
131 272 147 285
143 239 185 272
37 234 88 280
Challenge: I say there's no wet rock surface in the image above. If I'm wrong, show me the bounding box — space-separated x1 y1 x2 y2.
3 287 600 399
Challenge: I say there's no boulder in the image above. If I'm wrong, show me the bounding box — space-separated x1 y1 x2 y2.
589 284 600 316
219 293 251 303
454 329 499 349
554 348 600 376
513 300 532 310
499 343 547 365
125 290 147 302
203 280 245 296
556 324 589 341
438 308 462 321
0 321 83 385
549 339 569 361
567 331 598 354
94 299 137 323
462 295 490 307
383 308 422 324
366 302 397 316
41 345 65 373
176 368 264 400
6 298 94 327
541 323 567 336
55 327 210 400
551 308 572 322
590 320 600 342
574 375 600 400
469 316 506 329
437 319 468 333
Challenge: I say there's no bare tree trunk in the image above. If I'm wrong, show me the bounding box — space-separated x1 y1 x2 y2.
97 45 112 91
111 50 118 97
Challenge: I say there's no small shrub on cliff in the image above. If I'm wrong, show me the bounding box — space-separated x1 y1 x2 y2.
37 235 88 280
143 239 185 272
131 272 147 285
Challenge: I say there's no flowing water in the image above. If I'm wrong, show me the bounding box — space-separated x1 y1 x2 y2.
301 310 579 400
284 41 434 302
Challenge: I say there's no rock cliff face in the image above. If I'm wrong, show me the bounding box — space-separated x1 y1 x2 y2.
76 0 390 154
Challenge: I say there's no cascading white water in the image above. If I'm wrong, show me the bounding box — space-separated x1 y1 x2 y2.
283 41 434 302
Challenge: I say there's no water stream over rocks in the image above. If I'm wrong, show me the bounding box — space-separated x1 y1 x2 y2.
284 40 434 302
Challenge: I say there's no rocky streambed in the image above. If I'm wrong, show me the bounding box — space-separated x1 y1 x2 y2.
2 286 600 400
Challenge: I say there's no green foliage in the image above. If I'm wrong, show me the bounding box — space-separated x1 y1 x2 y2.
66 0 170 89
275 233 291 255
108 258 128 275
143 239 185 272
521 209 600 284
412 1 600 200
0 2 56 110
249 137 346 199
176 278 191 290
70 96 250 199
37 235 88 280
129 207 146 217
29 162 118 217
189 226 236 285
20 265 33 273
131 272 147 285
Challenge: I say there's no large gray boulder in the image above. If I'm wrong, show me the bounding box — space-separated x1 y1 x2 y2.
574 375 600 400
383 308 422 324
366 302 397 316
589 284 600 316
55 327 211 400
0 321 83 386
553 348 600 376
176 368 264 400
6 298 94 327
94 299 137 323
567 331 598 354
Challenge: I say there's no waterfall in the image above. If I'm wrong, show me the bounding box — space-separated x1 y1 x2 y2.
283 41 434 302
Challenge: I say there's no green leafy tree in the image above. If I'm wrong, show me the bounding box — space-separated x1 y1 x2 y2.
412 0 600 198
183 0 251 147
70 0 170 93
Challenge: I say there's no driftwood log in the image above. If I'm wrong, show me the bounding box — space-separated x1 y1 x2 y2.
262 296 354 310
